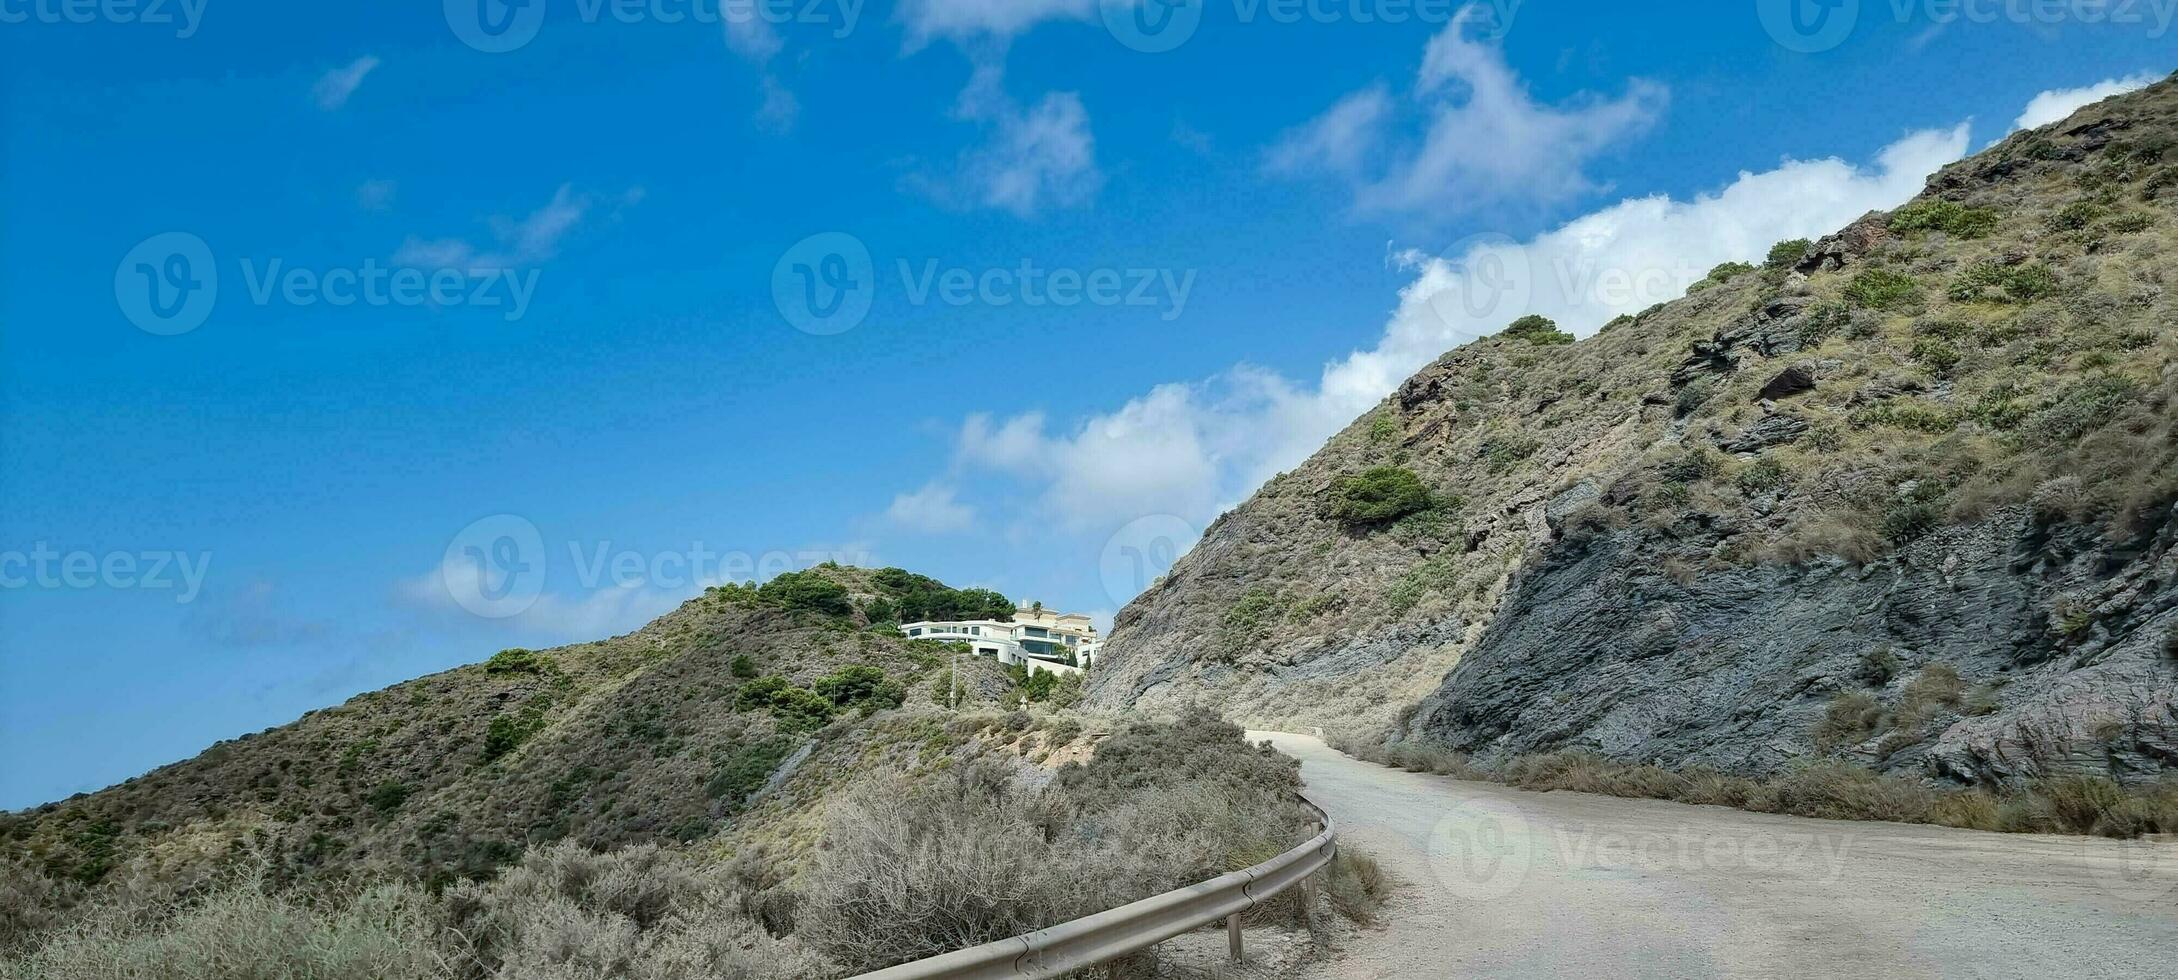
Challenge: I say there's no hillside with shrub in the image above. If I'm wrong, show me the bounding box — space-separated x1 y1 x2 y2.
1 563 1374 976
1088 74 2178 802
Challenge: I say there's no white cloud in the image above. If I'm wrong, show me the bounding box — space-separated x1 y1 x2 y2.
722 13 801 131
1265 87 1390 177
886 482 978 533
1267 11 1665 219
393 184 612 270
397 566 684 641
2014 72 2162 132
313 56 380 111
914 66 1102 217
895 0 1095 48
921 122 1971 534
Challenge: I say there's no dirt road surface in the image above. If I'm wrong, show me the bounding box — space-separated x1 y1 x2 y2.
1256 733 2178 980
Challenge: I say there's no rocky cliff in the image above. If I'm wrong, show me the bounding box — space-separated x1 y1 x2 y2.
1088 75 2178 787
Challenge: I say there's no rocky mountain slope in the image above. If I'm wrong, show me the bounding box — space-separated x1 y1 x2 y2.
1088 74 2178 788
0 566 1031 898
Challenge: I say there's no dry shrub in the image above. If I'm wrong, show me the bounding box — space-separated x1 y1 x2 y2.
1760 761 1941 824
1382 742 1478 778
3 843 829 980
1320 851 1390 925
1814 692 1883 749
803 712 1318 974
0 857 81 953
0 877 450 980
443 841 828 980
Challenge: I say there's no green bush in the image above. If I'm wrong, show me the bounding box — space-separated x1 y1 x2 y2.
1851 402 1957 433
1500 314 1574 346
482 703 550 762
1890 199 1999 238
365 781 412 814
757 570 854 618
2024 375 2141 443
1766 239 1813 268
736 676 838 731
2048 200 2106 231
1794 302 1852 347
1844 269 1923 311
730 654 758 679
1883 484 1947 544
868 568 1014 623
1705 261 1757 282
1952 262 2061 304
2106 211 2155 234
1323 466 1434 527
1735 457 1788 495
483 648 555 676
814 666 906 713
706 737 798 810
1909 337 1964 376
1366 413 1399 444
1019 670 1060 703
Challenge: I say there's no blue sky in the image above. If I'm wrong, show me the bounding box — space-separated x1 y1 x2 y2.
0 0 2170 808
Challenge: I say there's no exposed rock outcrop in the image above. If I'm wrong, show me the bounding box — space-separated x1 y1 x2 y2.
1088 73 2178 788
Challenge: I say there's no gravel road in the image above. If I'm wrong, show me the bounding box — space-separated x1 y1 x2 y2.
1256 733 2178 980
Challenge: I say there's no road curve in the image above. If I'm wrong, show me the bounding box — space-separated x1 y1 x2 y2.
1255 733 2178 980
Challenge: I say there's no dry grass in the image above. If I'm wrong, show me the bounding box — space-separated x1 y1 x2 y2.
802 711 1322 974
1319 851 1391 926
1332 736 2178 839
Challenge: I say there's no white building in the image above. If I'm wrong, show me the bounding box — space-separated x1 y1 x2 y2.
901 606 1102 677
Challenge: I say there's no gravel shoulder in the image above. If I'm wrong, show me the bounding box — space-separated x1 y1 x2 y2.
1256 733 2178 980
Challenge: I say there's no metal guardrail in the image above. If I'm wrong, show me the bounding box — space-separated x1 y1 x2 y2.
846 794 1337 979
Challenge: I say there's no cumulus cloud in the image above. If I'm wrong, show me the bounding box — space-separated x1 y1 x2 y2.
1267 11 1665 219
895 0 1096 48
886 482 978 533
911 121 1970 535
2014 72 2162 132
393 184 635 271
397 565 685 641
313 55 380 111
911 66 1102 217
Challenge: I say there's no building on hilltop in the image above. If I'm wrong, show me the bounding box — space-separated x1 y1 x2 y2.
901 605 1102 676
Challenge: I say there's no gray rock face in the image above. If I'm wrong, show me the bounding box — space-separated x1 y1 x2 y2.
1402 504 2178 785
1717 414 1810 454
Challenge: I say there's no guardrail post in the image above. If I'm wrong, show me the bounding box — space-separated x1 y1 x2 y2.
1226 913 1242 962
